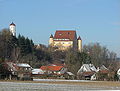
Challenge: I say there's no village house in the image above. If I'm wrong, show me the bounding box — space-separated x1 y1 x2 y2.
49 30 82 52
96 65 109 81
97 65 109 73
77 64 110 80
40 64 67 76
64 72 75 80
0 62 33 80
77 64 97 80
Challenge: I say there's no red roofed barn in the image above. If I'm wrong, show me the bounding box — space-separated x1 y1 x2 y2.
40 65 67 75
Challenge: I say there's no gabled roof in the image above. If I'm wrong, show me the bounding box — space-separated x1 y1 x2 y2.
16 63 31 68
54 30 76 41
77 64 97 74
10 22 16 26
97 65 109 74
5 62 32 72
5 62 18 71
99 65 108 70
40 66 63 71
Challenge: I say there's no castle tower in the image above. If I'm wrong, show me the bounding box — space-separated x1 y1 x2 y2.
9 22 16 36
77 36 82 52
49 34 54 46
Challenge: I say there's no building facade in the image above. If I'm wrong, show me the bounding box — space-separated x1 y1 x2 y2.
49 30 82 51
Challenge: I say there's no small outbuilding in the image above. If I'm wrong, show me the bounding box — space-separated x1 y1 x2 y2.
64 72 75 80
96 65 109 81
32 69 44 75
40 65 67 75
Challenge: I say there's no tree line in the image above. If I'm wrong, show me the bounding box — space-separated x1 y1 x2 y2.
0 29 119 75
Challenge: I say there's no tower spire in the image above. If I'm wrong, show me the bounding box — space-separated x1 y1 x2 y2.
77 36 82 52
49 34 54 46
77 36 81 40
9 22 16 36
50 34 53 38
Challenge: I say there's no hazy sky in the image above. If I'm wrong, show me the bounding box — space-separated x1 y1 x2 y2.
0 0 120 57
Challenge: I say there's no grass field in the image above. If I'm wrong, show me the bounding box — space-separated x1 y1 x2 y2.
0 79 120 91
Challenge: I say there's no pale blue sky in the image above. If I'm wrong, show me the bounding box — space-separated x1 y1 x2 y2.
0 0 120 57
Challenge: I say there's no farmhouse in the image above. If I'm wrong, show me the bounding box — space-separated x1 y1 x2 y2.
40 65 67 75
0 62 33 80
77 64 97 80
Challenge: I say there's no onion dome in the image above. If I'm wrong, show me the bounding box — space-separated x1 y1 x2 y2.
10 22 16 26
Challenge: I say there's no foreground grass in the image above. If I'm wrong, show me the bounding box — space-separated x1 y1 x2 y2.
0 80 120 87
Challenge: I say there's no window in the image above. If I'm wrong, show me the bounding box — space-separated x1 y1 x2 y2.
59 33 62 35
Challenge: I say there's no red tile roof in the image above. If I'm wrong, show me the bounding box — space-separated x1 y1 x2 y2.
99 70 109 74
54 30 76 41
40 66 63 71
82 71 95 76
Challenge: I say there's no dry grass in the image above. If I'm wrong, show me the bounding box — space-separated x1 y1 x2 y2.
1 80 120 87
33 81 120 87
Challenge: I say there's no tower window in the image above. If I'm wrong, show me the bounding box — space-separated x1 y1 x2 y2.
59 33 62 35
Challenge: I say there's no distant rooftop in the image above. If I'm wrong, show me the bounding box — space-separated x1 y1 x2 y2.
54 30 77 41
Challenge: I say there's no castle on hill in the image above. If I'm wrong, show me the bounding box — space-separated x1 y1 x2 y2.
49 30 82 52
8 23 82 52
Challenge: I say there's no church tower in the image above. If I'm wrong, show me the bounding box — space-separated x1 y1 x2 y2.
49 34 54 46
9 22 16 36
77 36 82 52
